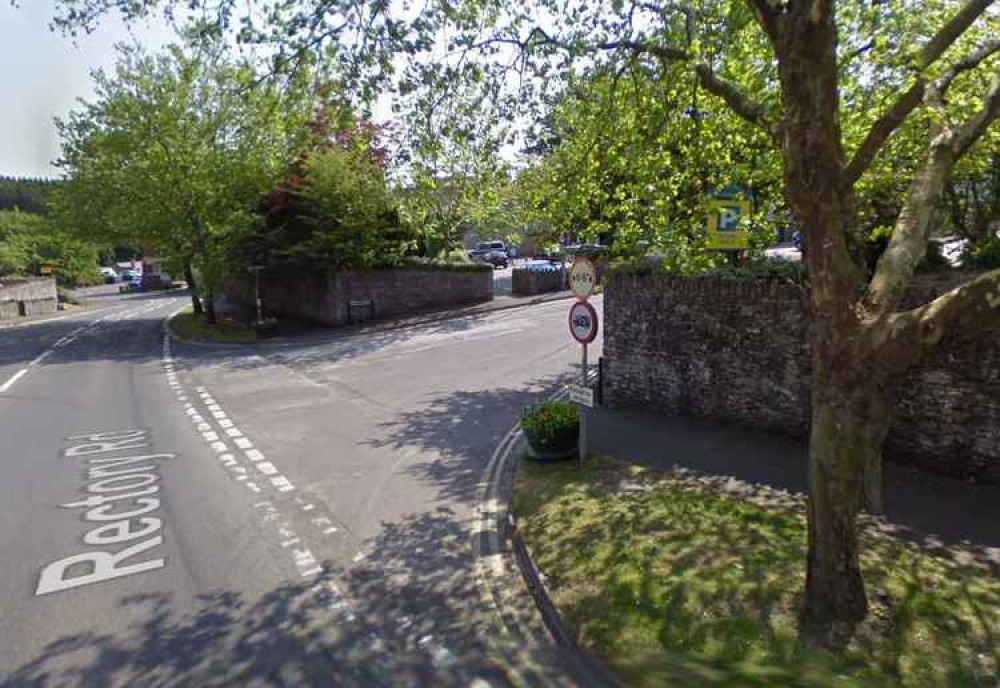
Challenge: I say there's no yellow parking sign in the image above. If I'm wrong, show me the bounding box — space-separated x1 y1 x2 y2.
706 186 751 250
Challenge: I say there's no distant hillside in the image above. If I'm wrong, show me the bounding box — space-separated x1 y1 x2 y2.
0 176 61 215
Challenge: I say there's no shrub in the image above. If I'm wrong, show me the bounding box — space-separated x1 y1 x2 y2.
706 258 809 284
962 236 1000 270
522 400 579 443
399 256 493 272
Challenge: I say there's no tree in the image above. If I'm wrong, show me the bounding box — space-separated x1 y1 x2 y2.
50 0 1000 645
0 209 100 282
517 64 783 268
50 39 312 322
252 118 415 269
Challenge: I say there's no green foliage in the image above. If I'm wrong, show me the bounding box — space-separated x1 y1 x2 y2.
0 177 60 215
399 255 492 272
705 259 809 285
521 400 579 443
295 146 409 269
962 236 1000 270
51 40 314 299
0 209 100 283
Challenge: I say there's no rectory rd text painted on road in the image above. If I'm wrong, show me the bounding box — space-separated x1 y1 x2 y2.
36 429 174 596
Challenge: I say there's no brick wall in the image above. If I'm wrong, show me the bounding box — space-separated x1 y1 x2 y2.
229 267 493 326
603 272 1000 482
0 277 58 320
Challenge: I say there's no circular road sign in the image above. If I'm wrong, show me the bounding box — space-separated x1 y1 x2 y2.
569 257 597 300
568 300 599 344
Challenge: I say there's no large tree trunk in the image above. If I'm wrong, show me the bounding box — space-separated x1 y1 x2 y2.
184 263 203 315
803 379 890 642
768 1 880 639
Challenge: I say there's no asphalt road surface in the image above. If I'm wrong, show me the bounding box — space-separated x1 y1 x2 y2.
0 290 603 687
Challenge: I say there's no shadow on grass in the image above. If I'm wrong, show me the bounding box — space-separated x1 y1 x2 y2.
514 456 1000 688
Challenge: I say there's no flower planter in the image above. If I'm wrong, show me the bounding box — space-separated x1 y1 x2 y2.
523 422 579 461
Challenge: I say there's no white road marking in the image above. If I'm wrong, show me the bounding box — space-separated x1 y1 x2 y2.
0 368 28 393
225 428 243 438
256 462 278 476
271 476 294 492
210 441 228 453
245 449 264 461
218 419 234 429
234 438 253 450
202 431 219 442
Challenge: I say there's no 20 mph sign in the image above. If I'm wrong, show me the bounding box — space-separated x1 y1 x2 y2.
568 300 599 344
569 257 597 299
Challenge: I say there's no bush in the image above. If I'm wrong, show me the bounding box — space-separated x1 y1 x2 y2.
399 256 493 272
706 258 809 284
522 400 579 443
962 236 1000 270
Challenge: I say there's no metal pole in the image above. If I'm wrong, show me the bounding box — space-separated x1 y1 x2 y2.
255 270 263 324
579 342 588 466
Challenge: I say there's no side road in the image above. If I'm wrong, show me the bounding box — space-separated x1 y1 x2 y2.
164 296 606 685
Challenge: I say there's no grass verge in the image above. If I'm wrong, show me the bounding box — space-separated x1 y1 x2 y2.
513 455 999 688
169 307 258 344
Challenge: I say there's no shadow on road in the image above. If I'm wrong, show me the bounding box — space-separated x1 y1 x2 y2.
364 372 576 505
1 504 598 688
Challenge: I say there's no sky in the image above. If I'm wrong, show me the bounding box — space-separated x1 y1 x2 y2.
0 1 174 179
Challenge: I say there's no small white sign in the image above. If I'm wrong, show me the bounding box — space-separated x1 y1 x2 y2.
568 384 594 408
569 257 597 299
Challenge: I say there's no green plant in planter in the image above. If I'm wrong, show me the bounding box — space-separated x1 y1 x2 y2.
521 400 580 461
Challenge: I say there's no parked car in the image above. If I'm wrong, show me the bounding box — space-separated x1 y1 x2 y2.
99 267 119 284
519 259 559 272
468 241 509 268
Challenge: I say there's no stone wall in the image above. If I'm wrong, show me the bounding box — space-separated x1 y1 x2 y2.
512 268 565 296
603 272 1000 482
0 277 58 320
230 266 493 326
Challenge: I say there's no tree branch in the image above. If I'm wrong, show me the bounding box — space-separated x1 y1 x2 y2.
868 268 1000 377
915 0 996 71
862 67 1000 317
841 0 997 189
694 64 778 139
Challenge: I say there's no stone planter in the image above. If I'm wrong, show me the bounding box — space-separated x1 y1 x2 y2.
523 422 579 462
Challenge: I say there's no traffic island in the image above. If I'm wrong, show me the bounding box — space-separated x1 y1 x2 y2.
168 307 259 344
512 454 1000 688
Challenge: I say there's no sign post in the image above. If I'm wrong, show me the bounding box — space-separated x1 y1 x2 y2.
568 258 599 466
247 265 266 324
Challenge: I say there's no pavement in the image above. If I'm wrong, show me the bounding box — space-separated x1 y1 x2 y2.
588 406 1000 565
0 286 605 687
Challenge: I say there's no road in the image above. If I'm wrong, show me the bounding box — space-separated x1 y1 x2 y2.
0 289 602 686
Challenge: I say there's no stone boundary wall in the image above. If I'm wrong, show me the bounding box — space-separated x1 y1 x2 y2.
512 268 565 296
229 267 493 326
0 277 58 320
603 272 1000 482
